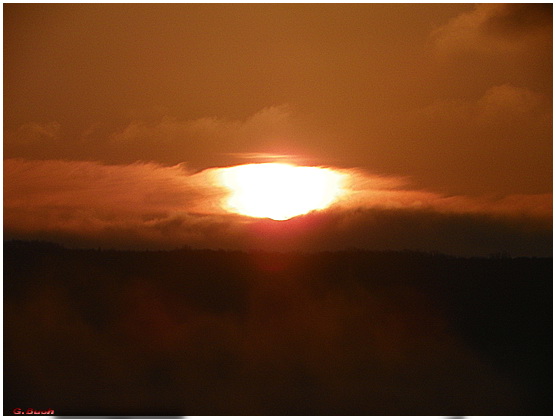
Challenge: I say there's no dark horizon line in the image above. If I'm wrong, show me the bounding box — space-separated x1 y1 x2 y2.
3 239 550 260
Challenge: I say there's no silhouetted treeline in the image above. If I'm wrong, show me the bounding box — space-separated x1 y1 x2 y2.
4 241 552 415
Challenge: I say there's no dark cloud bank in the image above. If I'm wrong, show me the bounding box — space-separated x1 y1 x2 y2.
4 241 552 415
5 206 551 258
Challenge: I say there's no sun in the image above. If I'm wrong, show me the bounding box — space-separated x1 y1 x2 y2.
216 163 347 220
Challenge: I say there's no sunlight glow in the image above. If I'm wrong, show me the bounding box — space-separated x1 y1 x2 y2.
217 163 347 220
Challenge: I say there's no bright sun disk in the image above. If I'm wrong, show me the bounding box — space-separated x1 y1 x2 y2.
217 163 347 220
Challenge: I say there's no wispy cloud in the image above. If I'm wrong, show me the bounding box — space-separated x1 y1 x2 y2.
4 105 309 169
4 158 551 255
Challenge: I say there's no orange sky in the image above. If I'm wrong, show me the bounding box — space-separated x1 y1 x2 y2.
3 4 553 255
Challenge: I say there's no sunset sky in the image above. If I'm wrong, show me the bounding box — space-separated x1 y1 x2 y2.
3 7 554 415
4 4 552 255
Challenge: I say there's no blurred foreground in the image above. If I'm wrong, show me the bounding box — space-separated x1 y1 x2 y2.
4 241 552 415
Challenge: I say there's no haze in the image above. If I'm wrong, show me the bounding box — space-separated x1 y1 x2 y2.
4 4 552 255
4 5 553 416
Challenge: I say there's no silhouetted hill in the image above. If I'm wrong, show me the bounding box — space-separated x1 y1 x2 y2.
4 241 552 415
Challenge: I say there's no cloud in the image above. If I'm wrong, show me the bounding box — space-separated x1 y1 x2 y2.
4 158 551 256
398 82 552 195
415 82 546 121
4 159 238 250
342 161 551 221
432 4 552 55
4 105 316 169
4 158 214 214
107 105 305 167
4 121 63 159
476 84 544 122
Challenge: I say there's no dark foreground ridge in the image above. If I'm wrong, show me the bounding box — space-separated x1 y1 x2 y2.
4 241 552 415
